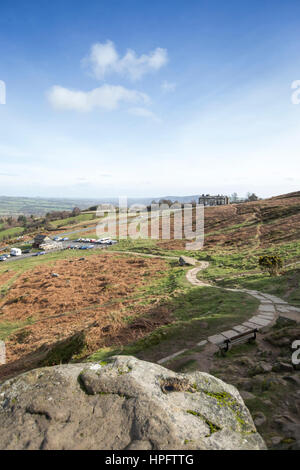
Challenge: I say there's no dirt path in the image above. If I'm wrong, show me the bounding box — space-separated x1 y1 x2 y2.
108 250 179 260
157 260 300 364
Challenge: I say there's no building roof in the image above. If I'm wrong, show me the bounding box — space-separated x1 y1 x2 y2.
34 234 51 242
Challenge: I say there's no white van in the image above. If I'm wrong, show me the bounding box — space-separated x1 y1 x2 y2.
10 248 22 256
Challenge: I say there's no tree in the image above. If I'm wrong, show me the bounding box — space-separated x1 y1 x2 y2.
159 199 172 207
246 192 259 202
17 215 27 226
259 255 283 276
72 207 81 217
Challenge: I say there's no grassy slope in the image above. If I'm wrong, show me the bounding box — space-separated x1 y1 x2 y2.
0 248 259 365
86 193 300 362
203 192 300 249
1 191 300 367
0 226 24 241
49 213 95 228
87 266 259 363
0 248 108 341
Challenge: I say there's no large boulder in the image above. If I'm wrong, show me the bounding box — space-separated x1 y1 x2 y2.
0 356 266 450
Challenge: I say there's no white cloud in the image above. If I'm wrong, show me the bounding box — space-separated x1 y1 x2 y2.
161 80 176 92
47 84 150 112
82 40 168 81
128 107 162 123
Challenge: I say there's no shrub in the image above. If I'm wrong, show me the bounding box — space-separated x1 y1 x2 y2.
258 255 283 276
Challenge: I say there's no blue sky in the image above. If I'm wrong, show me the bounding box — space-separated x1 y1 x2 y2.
0 0 300 199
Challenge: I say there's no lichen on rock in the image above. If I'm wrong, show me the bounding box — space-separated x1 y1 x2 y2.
0 356 266 450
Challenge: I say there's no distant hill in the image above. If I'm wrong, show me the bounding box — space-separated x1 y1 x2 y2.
0 194 205 216
0 196 104 216
159 195 201 203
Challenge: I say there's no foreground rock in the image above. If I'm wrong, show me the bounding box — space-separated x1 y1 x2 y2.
0 356 266 450
179 255 198 266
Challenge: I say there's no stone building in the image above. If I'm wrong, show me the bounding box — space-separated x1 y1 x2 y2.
198 194 229 206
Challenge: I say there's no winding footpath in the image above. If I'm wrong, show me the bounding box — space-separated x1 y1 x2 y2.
157 261 300 364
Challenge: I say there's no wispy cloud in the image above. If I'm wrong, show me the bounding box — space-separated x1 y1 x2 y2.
161 80 176 92
82 40 168 81
128 107 162 123
47 84 150 112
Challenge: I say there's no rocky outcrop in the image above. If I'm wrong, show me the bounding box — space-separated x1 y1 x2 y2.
0 356 266 450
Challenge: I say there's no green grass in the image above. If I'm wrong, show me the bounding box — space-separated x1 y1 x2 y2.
0 318 35 341
0 226 24 241
215 267 300 307
2 232 299 367
86 239 300 363
194 240 300 281
87 281 259 363
49 213 95 228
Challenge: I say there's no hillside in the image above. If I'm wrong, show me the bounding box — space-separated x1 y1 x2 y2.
203 191 300 249
0 191 299 450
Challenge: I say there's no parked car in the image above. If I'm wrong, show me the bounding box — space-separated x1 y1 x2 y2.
100 239 117 245
23 249 31 254
33 251 46 256
0 256 7 262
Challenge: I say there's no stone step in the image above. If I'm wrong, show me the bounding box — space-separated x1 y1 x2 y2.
258 304 276 313
242 321 263 330
220 330 239 339
249 316 272 326
208 334 227 345
248 316 272 326
233 325 251 334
